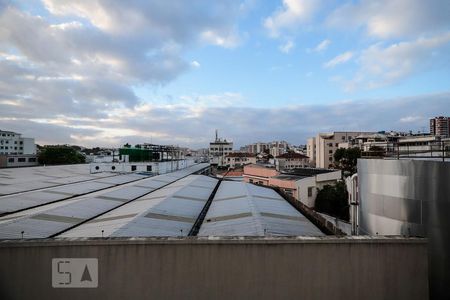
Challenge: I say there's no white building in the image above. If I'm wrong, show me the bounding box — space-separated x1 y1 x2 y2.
274 152 309 171
0 130 36 155
224 153 257 168
209 130 233 166
308 131 376 168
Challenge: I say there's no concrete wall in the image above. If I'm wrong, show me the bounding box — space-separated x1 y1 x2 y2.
0 237 428 300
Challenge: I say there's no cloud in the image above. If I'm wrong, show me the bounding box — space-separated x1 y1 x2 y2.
190 60 201 68
0 1 244 121
279 40 295 53
337 32 450 91
264 0 319 38
2 89 448 148
323 51 353 68
310 39 331 52
327 0 450 39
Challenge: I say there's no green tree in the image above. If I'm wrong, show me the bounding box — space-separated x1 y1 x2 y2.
333 147 361 175
314 182 349 221
38 146 86 165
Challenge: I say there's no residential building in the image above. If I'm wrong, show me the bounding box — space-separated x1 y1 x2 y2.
224 152 256 168
243 164 341 207
0 130 38 168
0 130 36 155
430 116 450 137
243 163 279 185
269 140 289 157
209 130 233 166
308 131 376 168
274 152 309 171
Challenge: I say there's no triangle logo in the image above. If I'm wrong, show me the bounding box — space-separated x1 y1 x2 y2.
80 265 92 282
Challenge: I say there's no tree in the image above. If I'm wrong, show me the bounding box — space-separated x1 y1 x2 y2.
38 146 86 165
333 147 361 175
314 182 349 221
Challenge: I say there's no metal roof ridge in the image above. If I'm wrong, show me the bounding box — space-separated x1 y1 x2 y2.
244 183 265 236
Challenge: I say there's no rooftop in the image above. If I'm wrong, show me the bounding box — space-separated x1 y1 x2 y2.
276 152 308 159
0 163 325 238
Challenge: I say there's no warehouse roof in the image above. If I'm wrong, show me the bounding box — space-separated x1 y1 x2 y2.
59 175 218 238
198 181 325 237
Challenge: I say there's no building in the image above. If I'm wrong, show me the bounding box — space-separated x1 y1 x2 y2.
242 163 279 185
224 152 257 168
209 130 233 166
0 130 37 168
0 130 36 155
308 131 376 168
269 140 289 157
243 164 341 207
430 116 450 137
275 152 309 171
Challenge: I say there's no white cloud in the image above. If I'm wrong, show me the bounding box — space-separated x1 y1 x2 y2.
2 91 448 148
327 0 450 38
264 0 319 38
190 60 201 68
400 116 423 123
200 29 241 48
339 32 450 91
323 51 353 68
279 40 295 53
312 39 331 52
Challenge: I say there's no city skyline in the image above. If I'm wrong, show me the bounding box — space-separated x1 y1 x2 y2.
0 0 449 148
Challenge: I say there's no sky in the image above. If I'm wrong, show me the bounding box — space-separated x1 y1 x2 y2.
0 0 449 149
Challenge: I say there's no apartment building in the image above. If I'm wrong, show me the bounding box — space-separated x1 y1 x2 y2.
243 164 342 207
0 130 36 155
308 131 376 168
224 153 257 168
430 116 450 137
209 130 233 166
274 152 309 171
0 130 38 167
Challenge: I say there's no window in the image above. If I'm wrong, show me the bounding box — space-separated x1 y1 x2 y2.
17 157 26 162
111 166 116 170
147 165 152 172
308 187 313 197
249 179 253 183
335 143 339 147
28 157 36 162
131 165 137 171
8 158 14 163
95 166 99 170
329 150 333 154
329 157 333 161
20 141 23 145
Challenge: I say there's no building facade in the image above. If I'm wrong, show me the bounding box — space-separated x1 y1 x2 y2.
209 131 233 166
224 153 256 168
430 116 450 137
308 131 376 168
0 130 36 155
274 152 309 171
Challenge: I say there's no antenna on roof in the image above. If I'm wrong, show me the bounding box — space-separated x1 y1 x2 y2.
215 129 218 142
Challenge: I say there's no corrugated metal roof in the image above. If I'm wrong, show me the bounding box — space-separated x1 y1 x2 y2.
59 174 217 238
198 181 325 237
0 164 113 195
0 173 146 215
0 164 210 239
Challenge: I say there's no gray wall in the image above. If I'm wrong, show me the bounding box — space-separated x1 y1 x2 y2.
0 237 428 300
358 159 450 299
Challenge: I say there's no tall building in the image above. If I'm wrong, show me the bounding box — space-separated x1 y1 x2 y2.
308 131 376 169
430 116 450 137
209 130 233 166
0 130 36 155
